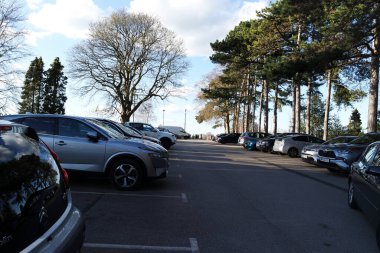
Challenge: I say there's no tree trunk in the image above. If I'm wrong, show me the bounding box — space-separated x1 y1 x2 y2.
291 78 296 132
252 75 257 131
273 83 279 134
295 76 301 133
323 70 332 140
263 79 269 134
368 22 380 133
306 78 312 134
246 73 251 131
258 83 264 132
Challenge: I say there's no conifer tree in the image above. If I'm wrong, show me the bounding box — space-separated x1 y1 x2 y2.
19 57 44 113
347 109 362 135
42 57 67 114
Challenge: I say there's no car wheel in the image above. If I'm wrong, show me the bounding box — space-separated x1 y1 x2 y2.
161 138 172 150
288 148 298 157
348 180 359 209
109 159 143 190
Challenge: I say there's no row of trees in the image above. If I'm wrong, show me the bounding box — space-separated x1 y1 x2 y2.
196 0 379 140
19 57 67 114
0 0 187 118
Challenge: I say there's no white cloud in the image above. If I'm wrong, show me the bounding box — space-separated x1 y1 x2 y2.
128 0 270 56
26 0 44 10
27 0 104 41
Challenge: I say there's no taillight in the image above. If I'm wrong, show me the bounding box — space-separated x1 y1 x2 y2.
42 140 70 188
60 167 70 189
0 125 12 132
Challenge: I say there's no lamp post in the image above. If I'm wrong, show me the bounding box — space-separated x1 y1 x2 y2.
184 109 187 131
163 109 165 126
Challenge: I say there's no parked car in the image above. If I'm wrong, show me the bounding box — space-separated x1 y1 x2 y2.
96 118 161 144
301 136 357 164
216 133 241 144
256 133 299 152
1 114 169 190
125 122 176 149
317 132 380 173
348 142 380 249
213 133 227 141
273 134 324 157
159 125 191 139
238 132 271 146
0 120 85 252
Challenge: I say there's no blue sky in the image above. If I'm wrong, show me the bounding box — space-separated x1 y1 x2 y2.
13 0 367 135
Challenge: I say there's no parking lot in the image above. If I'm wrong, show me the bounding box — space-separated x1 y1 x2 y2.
70 140 379 253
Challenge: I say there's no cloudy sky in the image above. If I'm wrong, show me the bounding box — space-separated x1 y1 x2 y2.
19 0 367 135
18 0 272 135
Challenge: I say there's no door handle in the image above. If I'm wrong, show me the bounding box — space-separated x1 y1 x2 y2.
56 141 67 146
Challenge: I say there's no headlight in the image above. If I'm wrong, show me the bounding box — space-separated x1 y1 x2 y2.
148 152 163 158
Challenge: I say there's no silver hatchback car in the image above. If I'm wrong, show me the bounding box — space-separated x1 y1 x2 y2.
273 134 324 157
0 114 169 190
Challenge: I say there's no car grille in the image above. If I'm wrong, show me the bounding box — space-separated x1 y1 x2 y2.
318 150 336 158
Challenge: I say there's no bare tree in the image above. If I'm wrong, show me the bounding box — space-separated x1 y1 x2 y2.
68 11 189 122
0 0 27 113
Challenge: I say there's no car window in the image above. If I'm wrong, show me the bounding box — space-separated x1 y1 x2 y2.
362 144 378 165
58 118 93 138
371 145 380 166
18 117 55 135
143 124 156 132
129 123 143 130
293 136 308 142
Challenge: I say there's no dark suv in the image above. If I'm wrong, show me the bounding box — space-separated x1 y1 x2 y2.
0 121 85 252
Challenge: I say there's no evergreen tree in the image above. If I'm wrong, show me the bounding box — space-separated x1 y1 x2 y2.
42 57 67 114
347 109 362 135
19 57 44 113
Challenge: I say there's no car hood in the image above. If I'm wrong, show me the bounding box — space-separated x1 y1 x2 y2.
112 137 167 152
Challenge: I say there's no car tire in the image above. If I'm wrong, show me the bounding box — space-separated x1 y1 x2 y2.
109 159 143 190
288 148 298 158
348 180 359 210
161 138 172 150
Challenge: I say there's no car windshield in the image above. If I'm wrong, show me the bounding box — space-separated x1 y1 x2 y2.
350 134 380 145
113 121 142 137
325 136 355 144
86 119 126 139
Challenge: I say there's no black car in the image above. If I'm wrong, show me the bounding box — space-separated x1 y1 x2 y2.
349 141 380 249
216 133 241 144
0 121 85 252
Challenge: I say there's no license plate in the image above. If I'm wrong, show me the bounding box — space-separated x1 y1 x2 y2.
319 157 330 163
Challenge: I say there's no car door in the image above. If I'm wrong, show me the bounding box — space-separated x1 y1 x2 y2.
352 144 378 216
54 118 106 172
364 144 380 224
292 135 309 151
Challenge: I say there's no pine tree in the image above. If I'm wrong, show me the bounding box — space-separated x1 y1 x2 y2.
347 109 362 135
42 57 67 114
19 57 44 113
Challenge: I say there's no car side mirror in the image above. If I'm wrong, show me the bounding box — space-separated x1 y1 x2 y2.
366 165 380 176
87 131 99 141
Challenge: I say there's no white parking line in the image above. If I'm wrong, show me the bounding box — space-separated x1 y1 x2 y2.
83 238 200 252
189 238 200 253
71 191 182 200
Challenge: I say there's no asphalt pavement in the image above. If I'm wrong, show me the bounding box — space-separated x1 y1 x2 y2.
69 140 379 253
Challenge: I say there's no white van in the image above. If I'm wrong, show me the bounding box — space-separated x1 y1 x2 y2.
160 126 191 139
